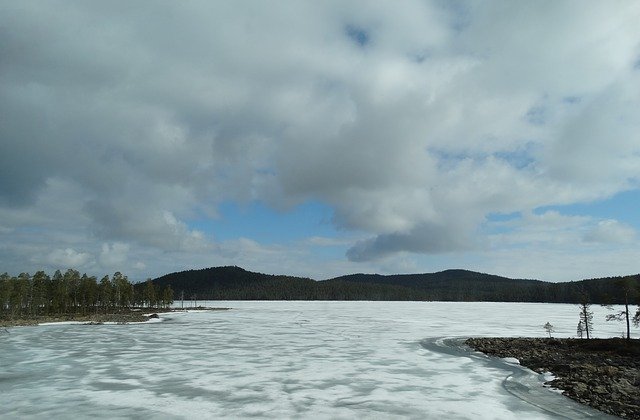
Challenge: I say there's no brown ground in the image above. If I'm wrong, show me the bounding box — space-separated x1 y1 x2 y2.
466 337 640 418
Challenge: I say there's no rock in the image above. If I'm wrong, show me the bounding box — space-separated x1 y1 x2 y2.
612 378 634 396
594 385 608 394
549 363 570 374
465 337 640 419
572 381 588 394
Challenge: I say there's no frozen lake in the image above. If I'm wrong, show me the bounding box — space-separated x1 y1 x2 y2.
1 301 625 419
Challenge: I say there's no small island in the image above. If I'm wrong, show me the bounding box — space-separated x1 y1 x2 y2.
0 307 231 328
1 310 161 328
466 337 640 418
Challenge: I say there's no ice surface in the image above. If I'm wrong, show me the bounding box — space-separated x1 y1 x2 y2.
0 302 622 419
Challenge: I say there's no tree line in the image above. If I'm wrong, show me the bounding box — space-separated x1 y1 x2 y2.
152 266 640 304
575 277 640 341
0 269 174 319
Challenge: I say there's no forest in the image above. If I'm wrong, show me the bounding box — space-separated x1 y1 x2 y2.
153 266 640 304
0 269 173 319
2 266 639 321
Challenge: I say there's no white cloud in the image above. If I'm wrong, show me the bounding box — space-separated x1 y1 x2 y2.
133 261 147 271
487 211 594 248
583 219 637 244
1 1 640 280
304 236 352 247
99 243 130 269
46 248 92 268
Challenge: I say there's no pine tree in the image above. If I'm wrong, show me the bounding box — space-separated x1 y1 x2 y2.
162 285 174 308
31 271 50 316
0 273 13 317
99 275 112 312
143 279 156 308
605 277 637 340
578 291 593 339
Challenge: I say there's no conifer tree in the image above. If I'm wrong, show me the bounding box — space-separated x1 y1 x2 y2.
605 276 637 341
99 275 112 312
31 271 50 316
143 279 156 308
578 291 593 339
162 285 174 308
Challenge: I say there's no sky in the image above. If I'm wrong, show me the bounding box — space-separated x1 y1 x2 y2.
1 1 640 282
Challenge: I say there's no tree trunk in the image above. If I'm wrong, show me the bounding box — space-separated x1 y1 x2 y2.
625 300 630 341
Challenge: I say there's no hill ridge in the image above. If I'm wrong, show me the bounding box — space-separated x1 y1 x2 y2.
151 266 639 304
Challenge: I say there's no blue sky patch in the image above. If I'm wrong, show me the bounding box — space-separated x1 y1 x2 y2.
534 189 640 228
188 200 338 244
525 105 547 126
345 25 370 47
562 96 581 104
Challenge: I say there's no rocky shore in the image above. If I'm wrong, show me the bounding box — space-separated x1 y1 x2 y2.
0 306 230 328
0 311 162 327
466 337 640 418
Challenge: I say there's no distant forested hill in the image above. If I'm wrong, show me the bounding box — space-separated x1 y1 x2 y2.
152 266 417 301
152 266 639 304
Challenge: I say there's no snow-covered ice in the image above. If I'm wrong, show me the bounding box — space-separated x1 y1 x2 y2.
0 301 623 419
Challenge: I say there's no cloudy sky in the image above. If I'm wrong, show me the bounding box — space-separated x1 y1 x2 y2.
1 1 640 282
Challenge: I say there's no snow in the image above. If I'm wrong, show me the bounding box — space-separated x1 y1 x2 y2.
0 301 624 419
39 317 165 326
144 317 164 323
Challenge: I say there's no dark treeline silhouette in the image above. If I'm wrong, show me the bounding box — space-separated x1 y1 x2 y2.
0 270 173 320
153 266 639 304
3 266 637 319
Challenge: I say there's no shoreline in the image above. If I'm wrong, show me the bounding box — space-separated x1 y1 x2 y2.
0 307 231 328
466 337 640 418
